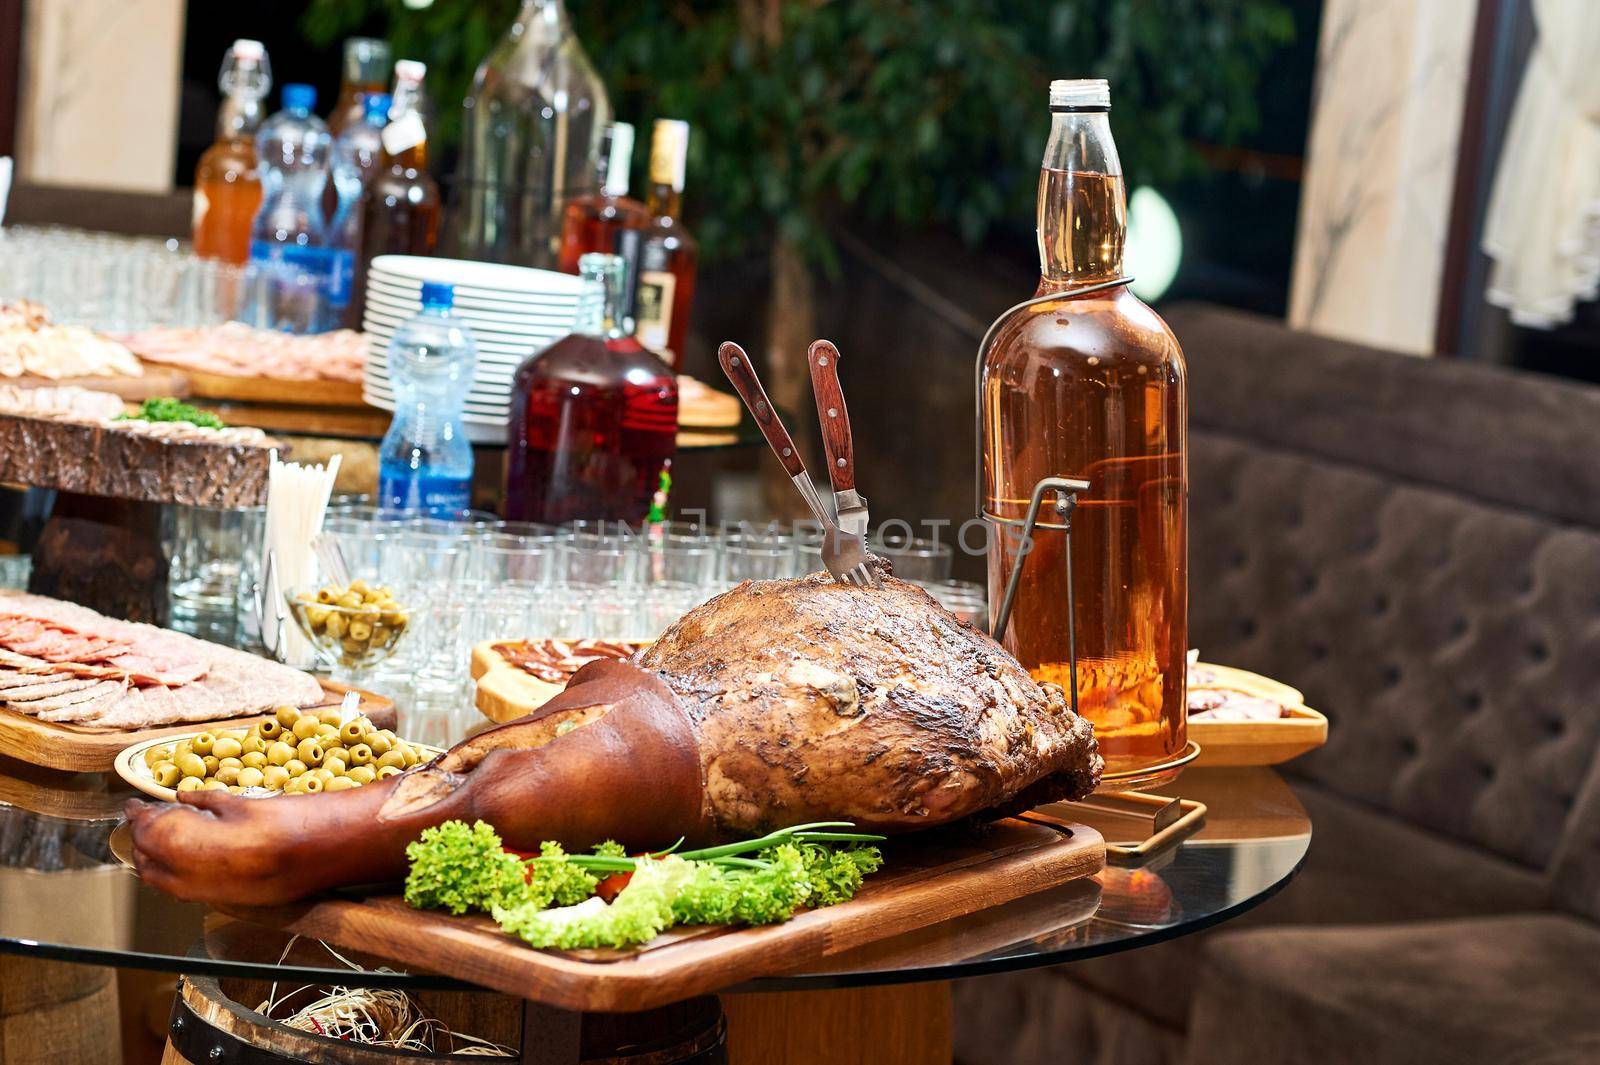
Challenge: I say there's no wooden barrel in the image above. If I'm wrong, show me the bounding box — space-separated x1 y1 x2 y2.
0 955 121 1065
163 975 725 1065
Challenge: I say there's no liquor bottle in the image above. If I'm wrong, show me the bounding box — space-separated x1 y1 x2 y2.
192 39 271 265
450 0 612 268
505 253 679 524
635 119 698 370
979 79 1188 778
378 283 478 515
356 67 442 326
327 37 391 138
327 92 389 327
557 122 649 274
244 84 333 334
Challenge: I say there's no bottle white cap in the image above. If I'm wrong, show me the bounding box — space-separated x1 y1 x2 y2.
232 39 266 61
1049 79 1110 110
604 122 635 197
394 59 426 84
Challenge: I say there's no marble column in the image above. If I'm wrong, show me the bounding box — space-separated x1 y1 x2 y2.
1288 0 1478 355
15 0 187 193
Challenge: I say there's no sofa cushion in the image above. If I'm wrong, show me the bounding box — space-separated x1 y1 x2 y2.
1181 914 1600 1065
1188 430 1600 871
1053 780 1551 1031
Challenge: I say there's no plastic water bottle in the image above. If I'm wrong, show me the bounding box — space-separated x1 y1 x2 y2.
328 92 390 325
378 283 478 515
246 83 332 333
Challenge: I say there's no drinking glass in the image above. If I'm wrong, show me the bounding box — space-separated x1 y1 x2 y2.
873 533 954 582
478 534 557 586
723 534 793 582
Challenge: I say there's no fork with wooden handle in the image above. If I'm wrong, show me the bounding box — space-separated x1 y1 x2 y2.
808 339 880 587
717 341 877 588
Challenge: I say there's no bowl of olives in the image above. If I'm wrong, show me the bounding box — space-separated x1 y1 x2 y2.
114 705 443 802
287 580 410 679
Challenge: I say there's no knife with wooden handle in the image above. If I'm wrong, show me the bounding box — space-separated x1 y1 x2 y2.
808 339 869 537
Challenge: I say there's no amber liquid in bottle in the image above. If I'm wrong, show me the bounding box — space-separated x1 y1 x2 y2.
357 110 442 327
558 122 650 273
982 94 1187 777
193 136 262 265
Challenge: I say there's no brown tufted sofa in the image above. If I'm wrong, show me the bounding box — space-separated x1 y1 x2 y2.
953 304 1600 1065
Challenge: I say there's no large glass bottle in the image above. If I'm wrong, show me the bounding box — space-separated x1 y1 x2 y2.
557 122 649 274
327 37 392 138
505 253 679 524
192 40 270 265
980 79 1187 777
451 0 612 268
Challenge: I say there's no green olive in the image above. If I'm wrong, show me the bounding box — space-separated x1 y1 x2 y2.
241 751 267 770
275 705 300 729
284 758 308 777
300 776 324 794
346 743 373 767
367 732 394 756
267 741 296 766
347 765 376 785
237 766 265 789
325 776 358 792
190 732 216 756
296 738 325 767
218 756 243 771
324 612 348 638
337 590 363 609
213 766 240 786
143 745 173 769
152 762 181 788
347 620 373 643
211 736 243 760
202 779 229 791
339 720 367 746
377 765 402 780
242 734 266 756
201 754 220 775
262 765 290 790
322 757 347 778
177 776 205 792
176 753 206 778
220 729 247 743
256 719 282 741
376 749 407 771
291 716 321 741
315 723 340 742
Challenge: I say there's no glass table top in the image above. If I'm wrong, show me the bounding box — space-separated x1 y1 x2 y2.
0 758 1308 995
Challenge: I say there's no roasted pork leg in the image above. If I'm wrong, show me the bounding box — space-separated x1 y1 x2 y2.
127 576 1101 906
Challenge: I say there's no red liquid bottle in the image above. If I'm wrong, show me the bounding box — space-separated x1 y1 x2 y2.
505 253 679 524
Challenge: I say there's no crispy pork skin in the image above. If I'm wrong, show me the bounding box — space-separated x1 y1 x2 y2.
127 575 1101 906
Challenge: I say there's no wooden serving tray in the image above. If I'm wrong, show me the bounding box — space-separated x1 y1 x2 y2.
1189 705 1328 767
0 680 394 773
224 817 1105 1012
179 369 367 410
1188 662 1327 767
7 366 190 400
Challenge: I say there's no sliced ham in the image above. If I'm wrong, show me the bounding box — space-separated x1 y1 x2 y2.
0 676 101 701
28 679 131 720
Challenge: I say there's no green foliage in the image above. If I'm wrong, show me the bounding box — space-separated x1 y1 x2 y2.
303 1 1293 266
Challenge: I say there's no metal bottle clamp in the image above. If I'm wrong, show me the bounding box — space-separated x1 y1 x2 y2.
974 275 1133 719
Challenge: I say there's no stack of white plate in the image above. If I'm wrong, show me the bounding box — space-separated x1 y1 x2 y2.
361 255 600 445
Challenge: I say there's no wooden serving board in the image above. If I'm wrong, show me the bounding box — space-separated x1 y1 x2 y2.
1189 705 1328 767
0 680 394 773
6 367 189 401
223 818 1104 1013
178 368 367 409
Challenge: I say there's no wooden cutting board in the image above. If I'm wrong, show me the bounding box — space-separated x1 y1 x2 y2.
178 369 367 410
0 680 394 773
222 817 1104 1012
7 367 190 400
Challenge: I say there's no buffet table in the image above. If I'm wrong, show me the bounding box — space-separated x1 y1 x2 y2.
0 761 1308 1063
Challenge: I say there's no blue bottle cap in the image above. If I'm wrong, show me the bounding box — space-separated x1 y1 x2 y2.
282 83 317 112
363 92 392 125
420 282 453 309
